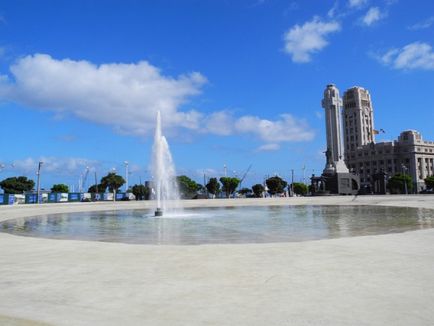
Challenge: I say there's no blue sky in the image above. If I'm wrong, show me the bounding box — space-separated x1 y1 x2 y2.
0 0 433 190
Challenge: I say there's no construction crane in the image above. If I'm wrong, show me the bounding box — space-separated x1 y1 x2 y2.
81 167 90 193
238 164 252 190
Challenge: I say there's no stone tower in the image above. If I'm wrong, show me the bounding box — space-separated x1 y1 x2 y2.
342 86 375 161
321 84 348 174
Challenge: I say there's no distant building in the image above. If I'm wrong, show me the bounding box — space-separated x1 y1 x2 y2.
342 86 434 192
342 86 375 154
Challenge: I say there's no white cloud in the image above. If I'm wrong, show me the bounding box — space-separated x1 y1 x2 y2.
408 16 434 31
377 42 434 71
195 168 218 177
56 134 77 142
256 143 280 152
361 7 385 26
12 157 99 176
348 0 367 8
0 54 315 144
234 114 314 142
204 111 234 136
327 2 339 18
204 111 314 142
283 17 341 63
0 54 207 136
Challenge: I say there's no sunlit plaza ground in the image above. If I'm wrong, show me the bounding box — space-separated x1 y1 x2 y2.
1 195 434 326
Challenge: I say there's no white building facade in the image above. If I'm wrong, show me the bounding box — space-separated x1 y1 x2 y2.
341 86 434 192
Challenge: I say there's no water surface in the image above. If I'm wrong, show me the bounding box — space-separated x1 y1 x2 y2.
1 205 433 245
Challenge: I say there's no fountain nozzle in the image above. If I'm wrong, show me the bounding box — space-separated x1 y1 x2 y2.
155 208 163 217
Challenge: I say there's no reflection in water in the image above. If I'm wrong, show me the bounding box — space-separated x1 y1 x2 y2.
1 205 434 245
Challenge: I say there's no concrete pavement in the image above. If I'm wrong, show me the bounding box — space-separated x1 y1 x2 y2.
1 195 434 325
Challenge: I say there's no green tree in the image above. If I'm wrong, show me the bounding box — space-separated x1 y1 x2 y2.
252 184 265 198
131 184 149 200
238 188 252 197
88 184 106 193
51 184 69 193
387 173 413 194
219 177 240 198
0 176 35 194
425 176 434 190
206 178 221 198
100 173 125 192
291 182 308 196
177 175 202 199
266 176 287 196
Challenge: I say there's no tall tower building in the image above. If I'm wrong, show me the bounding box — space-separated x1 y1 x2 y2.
321 84 348 174
342 87 375 161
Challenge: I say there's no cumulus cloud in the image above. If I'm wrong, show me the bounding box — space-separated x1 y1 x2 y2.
204 111 235 136
12 157 99 176
0 54 206 136
408 16 434 31
0 54 315 144
348 0 367 8
204 111 314 142
283 17 341 63
234 114 314 142
361 7 385 26
256 143 280 152
327 1 339 18
195 168 218 177
377 42 434 70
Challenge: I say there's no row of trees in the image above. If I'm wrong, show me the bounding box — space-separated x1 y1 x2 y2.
386 174 434 194
0 173 127 195
2 173 434 196
204 176 309 198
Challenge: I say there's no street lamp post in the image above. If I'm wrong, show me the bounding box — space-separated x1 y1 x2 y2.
36 161 43 204
124 161 129 193
302 165 306 185
402 164 408 195
111 167 116 202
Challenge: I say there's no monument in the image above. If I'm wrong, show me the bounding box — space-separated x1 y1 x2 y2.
311 84 360 195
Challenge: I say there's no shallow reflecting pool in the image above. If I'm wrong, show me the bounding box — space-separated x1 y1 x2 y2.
2 205 434 245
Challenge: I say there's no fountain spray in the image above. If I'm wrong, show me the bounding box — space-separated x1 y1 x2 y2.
151 111 180 216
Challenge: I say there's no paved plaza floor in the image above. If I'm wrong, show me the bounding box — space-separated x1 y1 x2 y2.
1 195 434 325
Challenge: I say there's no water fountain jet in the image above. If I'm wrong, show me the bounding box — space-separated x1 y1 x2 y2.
150 111 180 217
